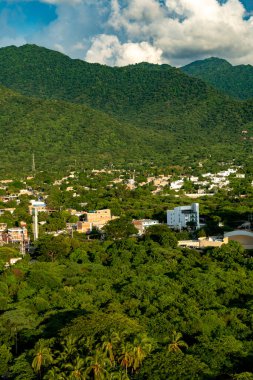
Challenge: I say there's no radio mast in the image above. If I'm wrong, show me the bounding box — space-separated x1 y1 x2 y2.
32 153 36 174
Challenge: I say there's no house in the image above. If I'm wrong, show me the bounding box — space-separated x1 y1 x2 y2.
167 203 200 230
170 180 184 191
0 208 16 215
0 223 7 232
7 227 29 243
0 194 18 203
132 219 160 235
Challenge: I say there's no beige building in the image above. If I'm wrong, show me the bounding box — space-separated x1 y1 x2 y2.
7 228 29 243
76 221 93 234
178 237 228 249
224 230 253 249
77 209 117 233
179 230 253 250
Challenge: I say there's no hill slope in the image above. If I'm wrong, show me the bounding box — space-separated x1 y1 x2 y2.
0 45 253 175
181 57 253 100
0 86 172 175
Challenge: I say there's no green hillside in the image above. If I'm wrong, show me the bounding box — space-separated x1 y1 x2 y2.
181 57 253 100
0 45 253 175
0 44 214 119
0 85 171 176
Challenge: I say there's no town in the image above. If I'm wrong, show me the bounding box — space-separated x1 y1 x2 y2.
1 160 253 265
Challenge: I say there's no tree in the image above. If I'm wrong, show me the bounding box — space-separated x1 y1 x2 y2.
118 342 134 375
65 357 86 380
101 335 116 366
167 331 188 353
0 343 12 377
32 339 53 378
86 349 111 380
211 240 246 265
144 224 178 248
10 353 36 380
103 218 138 240
233 373 253 380
132 334 152 372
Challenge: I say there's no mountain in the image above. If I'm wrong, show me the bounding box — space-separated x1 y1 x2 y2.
0 45 253 175
181 57 253 100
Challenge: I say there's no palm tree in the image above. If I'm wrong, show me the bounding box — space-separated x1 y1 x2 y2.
86 349 111 380
132 334 152 372
101 332 121 366
109 370 130 380
167 331 188 353
65 356 86 380
43 367 66 380
118 342 134 375
32 339 53 379
59 335 79 362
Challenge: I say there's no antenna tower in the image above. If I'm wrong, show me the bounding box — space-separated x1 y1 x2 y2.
32 153 36 173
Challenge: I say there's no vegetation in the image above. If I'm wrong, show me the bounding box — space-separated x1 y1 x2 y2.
182 57 253 100
0 45 253 378
0 46 253 175
0 230 253 379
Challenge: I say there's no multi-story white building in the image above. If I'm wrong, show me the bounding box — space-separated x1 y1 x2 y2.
167 203 200 230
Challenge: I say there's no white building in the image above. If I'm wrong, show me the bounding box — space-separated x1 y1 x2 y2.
167 203 200 230
132 219 160 235
170 180 184 191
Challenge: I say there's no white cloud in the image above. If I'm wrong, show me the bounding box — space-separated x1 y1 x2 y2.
2 0 253 66
106 0 253 66
86 34 162 66
30 1 107 59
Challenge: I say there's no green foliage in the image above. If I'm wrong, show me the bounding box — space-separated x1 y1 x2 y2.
103 218 138 240
0 343 12 376
0 45 253 175
182 57 253 99
0 235 253 379
144 224 178 248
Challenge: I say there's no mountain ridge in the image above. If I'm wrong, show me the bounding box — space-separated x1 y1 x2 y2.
181 57 253 99
0 45 253 175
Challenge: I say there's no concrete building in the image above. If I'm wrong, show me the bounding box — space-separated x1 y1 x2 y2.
224 230 253 249
132 219 160 235
76 221 93 234
178 236 227 249
78 209 117 232
167 203 200 230
0 223 7 232
7 227 28 243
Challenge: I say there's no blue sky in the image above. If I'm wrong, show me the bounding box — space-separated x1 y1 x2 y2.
0 0 253 66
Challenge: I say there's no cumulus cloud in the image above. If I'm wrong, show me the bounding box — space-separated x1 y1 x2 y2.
86 34 162 66
31 1 107 58
106 0 253 66
2 0 253 66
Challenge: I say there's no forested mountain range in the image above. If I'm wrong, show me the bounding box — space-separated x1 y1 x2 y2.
181 57 253 100
1 45 253 175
